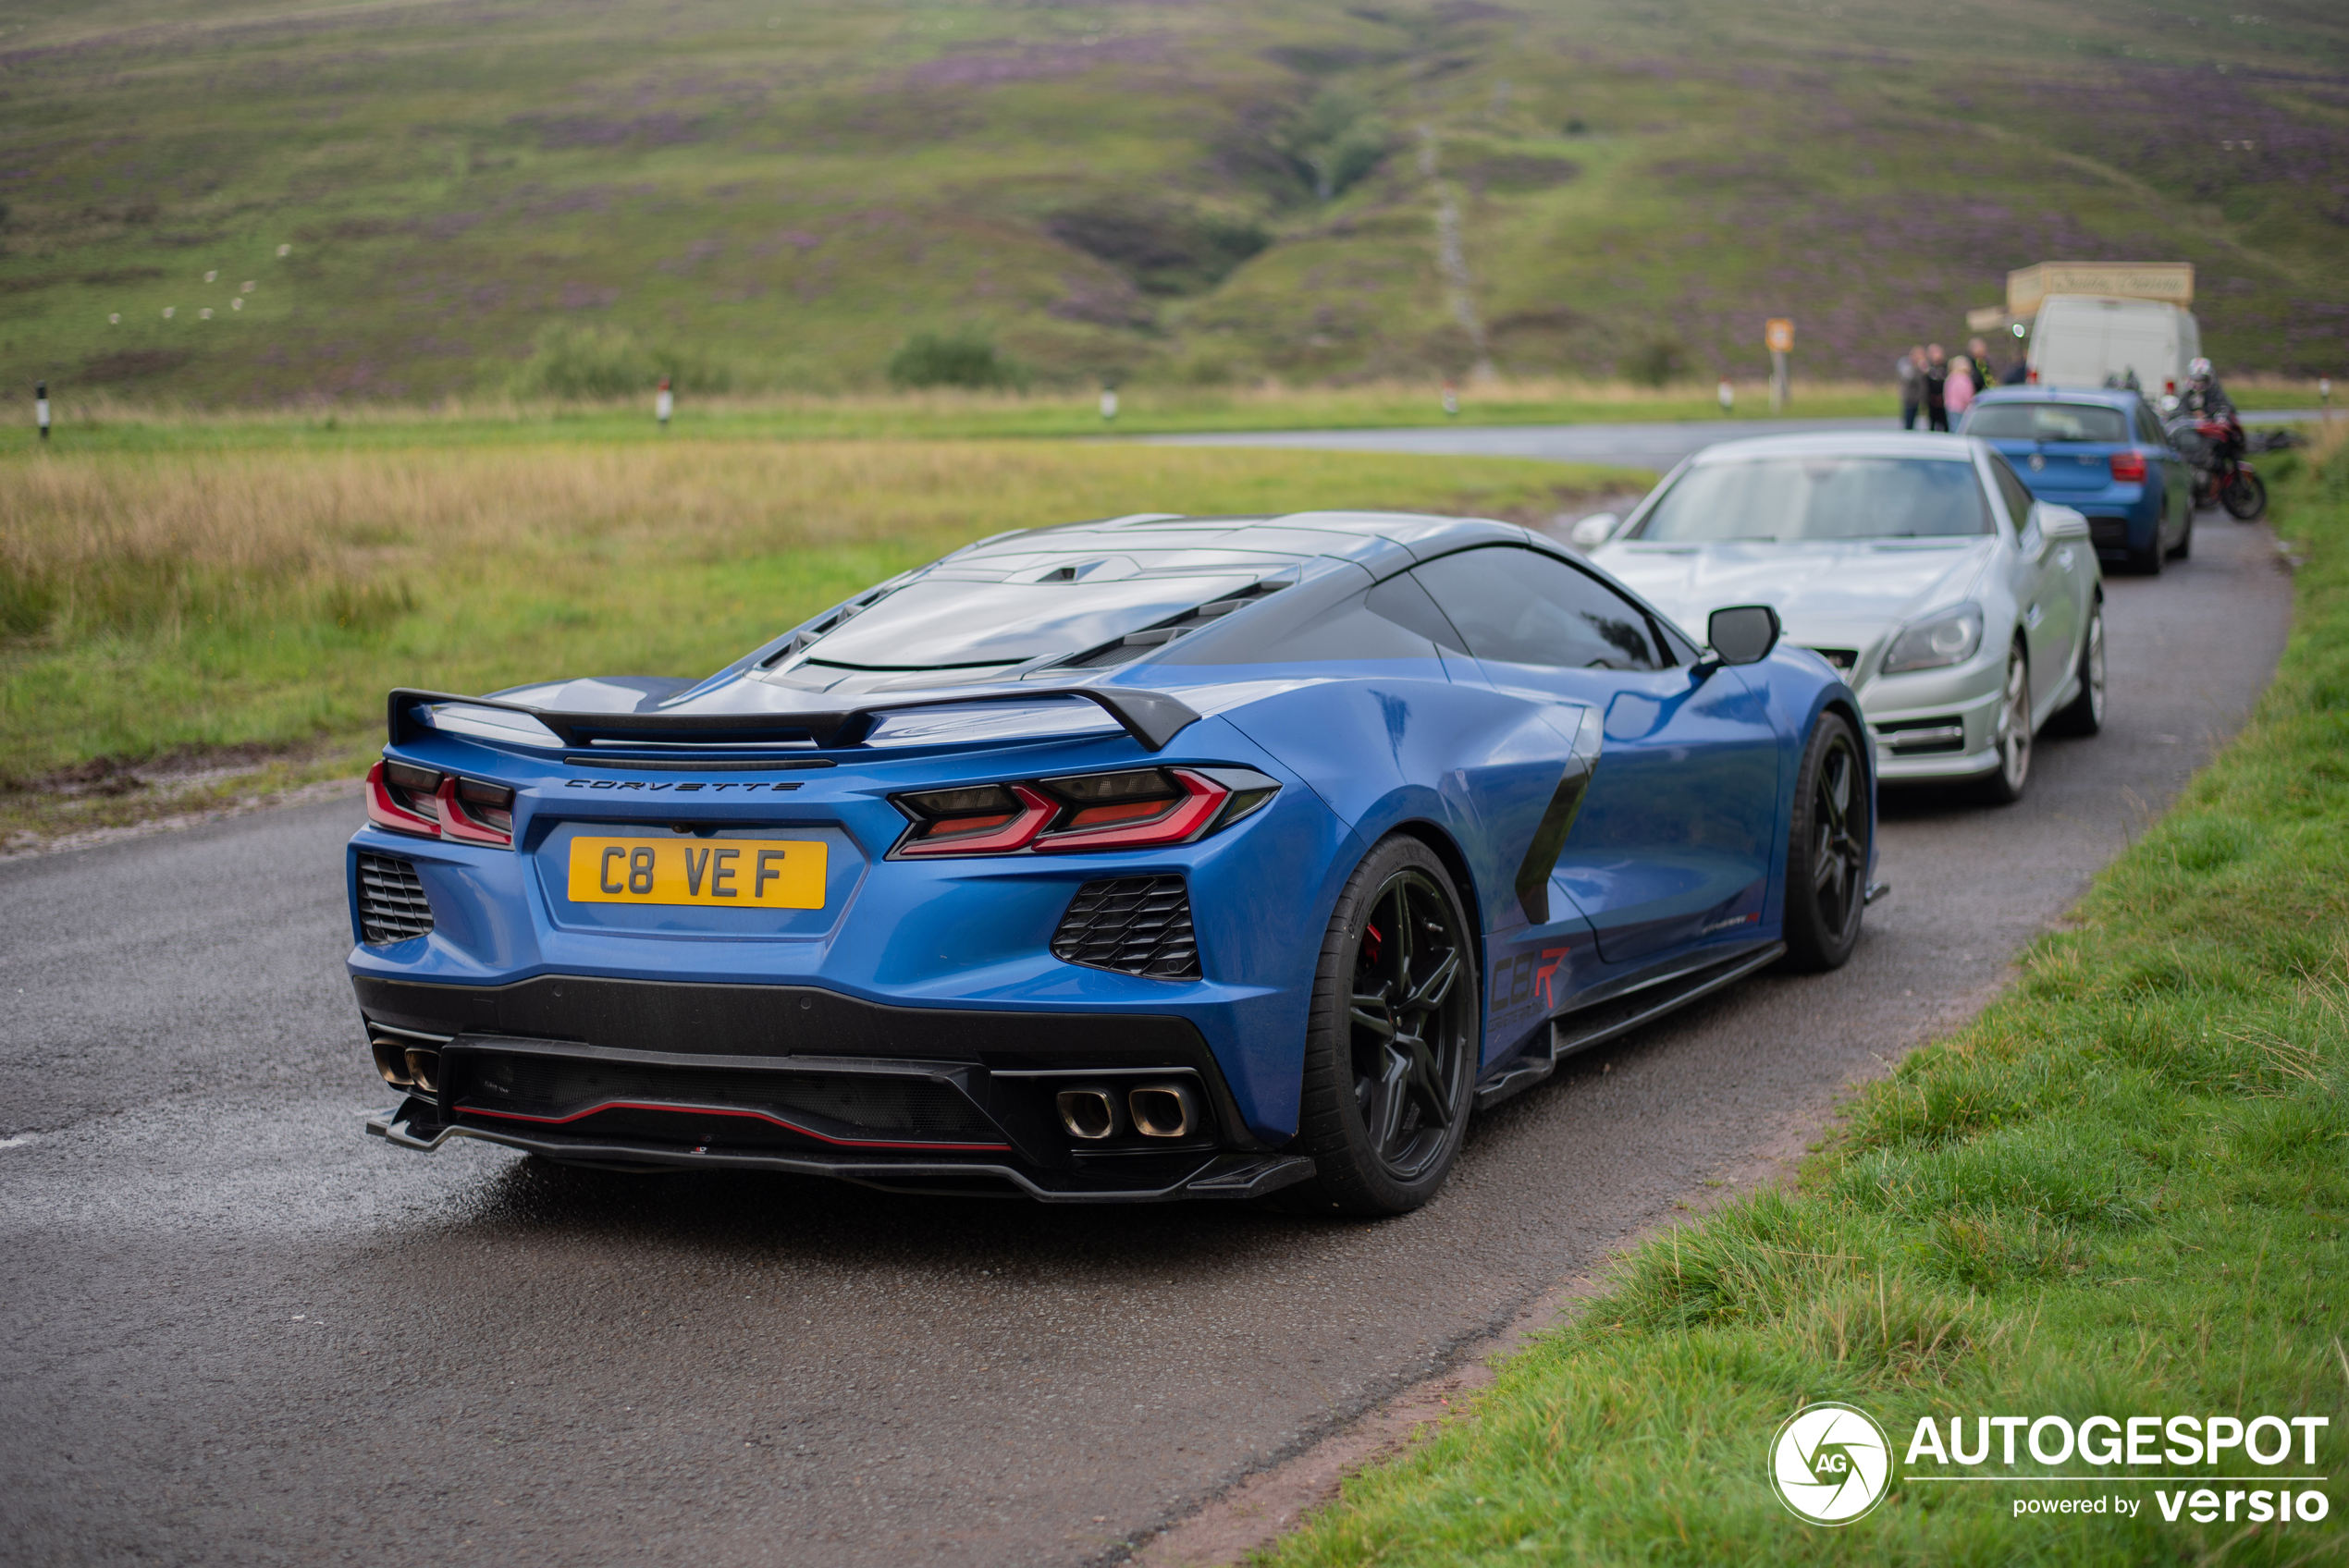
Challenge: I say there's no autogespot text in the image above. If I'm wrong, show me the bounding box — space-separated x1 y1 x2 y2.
1904 1414 2332 1527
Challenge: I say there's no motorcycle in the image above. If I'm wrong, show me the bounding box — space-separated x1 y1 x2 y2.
2161 408 2267 521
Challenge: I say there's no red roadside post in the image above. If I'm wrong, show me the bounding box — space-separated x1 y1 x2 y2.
656 375 673 430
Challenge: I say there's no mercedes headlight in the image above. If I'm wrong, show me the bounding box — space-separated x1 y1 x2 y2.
1882 603 1985 673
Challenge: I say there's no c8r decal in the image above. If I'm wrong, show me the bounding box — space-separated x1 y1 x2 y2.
1492 946 1572 1016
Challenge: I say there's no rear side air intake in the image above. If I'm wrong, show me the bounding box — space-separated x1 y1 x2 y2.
1051 876 1200 980
356 853 435 944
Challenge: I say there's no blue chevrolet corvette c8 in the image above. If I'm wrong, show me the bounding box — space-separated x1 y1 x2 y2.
349 509 1876 1214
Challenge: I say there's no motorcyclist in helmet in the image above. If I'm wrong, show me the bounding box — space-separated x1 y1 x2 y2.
2178 357 2234 419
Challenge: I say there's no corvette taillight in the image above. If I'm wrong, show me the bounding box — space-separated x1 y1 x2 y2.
893 783 1059 856
1033 768 1225 851
364 761 516 847
438 777 516 845
2109 451 2147 483
890 767 1276 858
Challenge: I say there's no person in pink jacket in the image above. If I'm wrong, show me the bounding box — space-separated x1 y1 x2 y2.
1945 355 1976 421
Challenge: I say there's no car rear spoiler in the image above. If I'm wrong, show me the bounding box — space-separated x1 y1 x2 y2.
387 685 1205 753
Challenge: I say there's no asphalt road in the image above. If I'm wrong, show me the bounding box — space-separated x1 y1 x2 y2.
0 517 2290 1567
1149 409 2322 474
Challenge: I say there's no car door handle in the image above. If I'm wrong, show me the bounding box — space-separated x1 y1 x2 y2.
2023 604 2045 630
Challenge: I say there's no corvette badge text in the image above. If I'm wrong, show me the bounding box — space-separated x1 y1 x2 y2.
1768 1403 2333 1527
562 778 803 793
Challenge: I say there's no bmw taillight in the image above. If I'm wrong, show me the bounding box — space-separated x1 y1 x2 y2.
891 767 1276 858
364 760 515 847
2110 451 2147 483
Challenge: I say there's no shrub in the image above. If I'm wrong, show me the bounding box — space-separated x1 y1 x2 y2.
885 331 1021 391
1625 336 1688 387
509 324 736 400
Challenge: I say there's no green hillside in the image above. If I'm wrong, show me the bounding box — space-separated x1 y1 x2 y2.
2 0 2344 407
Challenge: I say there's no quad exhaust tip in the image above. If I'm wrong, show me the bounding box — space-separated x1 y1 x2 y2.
1054 1081 1200 1141
404 1047 440 1094
1128 1082 1198 1140
1055 1087 1121 1141
371 1036 412 1087
372 1036 441 1094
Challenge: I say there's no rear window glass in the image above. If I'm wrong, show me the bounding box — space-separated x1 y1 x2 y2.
1963 403 2130 444
1631 457 1991 543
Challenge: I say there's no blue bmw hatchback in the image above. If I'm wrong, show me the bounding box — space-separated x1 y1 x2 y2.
1959 387 2194 575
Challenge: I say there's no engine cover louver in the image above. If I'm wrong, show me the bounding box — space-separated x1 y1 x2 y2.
1051 876 1201 980
356 852 435 944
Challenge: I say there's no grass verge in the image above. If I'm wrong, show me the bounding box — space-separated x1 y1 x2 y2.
0 438 1639 845
1260 441 2349 1563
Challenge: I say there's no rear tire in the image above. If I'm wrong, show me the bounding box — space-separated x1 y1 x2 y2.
1975 642 2033 805
1781 712 1868 973
1284 836 1478 1217
2169 509 2193 560
2126 530 2165 576
2049 599 2106 737
2222 470 2267 521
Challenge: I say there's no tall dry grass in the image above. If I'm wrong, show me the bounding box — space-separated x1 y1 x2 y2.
2 442 1045 635
0 438 1619 778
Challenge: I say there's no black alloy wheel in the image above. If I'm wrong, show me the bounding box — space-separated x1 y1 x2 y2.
1782 711 1868 971
1286 836 1478 1215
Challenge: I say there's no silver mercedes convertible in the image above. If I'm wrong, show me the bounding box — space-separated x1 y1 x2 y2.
1578 432 2105 802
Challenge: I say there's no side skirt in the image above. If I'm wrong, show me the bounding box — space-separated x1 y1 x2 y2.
1471 941 1788 1112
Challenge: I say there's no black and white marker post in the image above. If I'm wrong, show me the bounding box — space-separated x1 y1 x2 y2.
36 380 49 440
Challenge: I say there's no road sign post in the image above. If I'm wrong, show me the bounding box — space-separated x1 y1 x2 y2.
1765 319 1794 413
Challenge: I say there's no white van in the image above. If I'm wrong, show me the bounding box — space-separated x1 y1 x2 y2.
2026 294 2202 395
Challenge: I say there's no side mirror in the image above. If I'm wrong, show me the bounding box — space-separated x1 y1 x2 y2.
1704 604 1781 667
2039 504 2092 542
1568 511 1621 548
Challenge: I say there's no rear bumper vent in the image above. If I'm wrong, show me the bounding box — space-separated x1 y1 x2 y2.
1052 876 1201 980
356 853 435 944
456 1051 1002 1145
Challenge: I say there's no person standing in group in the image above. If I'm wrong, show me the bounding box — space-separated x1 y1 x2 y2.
1897 345 1926 430
1924 344 1950 432
1967 336 2009 389
1946 354 1976 422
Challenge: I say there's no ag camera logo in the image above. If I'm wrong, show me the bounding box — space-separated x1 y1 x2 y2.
1770 1402 1894 1525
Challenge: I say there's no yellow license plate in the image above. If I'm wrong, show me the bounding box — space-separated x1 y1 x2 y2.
566 837 828 909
